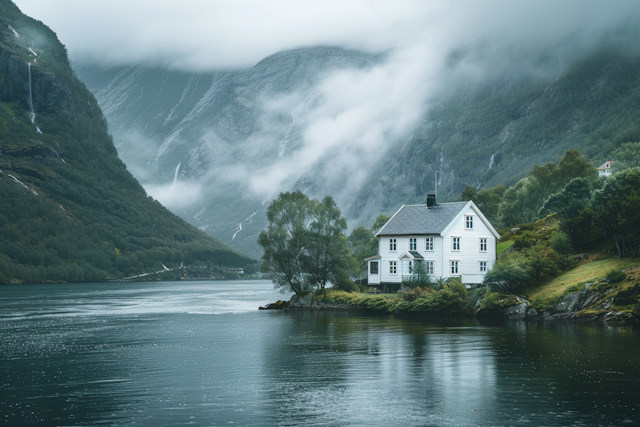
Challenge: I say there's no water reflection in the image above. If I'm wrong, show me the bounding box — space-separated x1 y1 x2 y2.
1 281 639 426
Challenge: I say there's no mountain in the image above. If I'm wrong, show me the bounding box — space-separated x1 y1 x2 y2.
76 45 640 258
0 0 254 284
75 48 378 258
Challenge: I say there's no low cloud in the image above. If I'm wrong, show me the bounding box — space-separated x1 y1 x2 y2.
15 0 640 72
145 181 202 209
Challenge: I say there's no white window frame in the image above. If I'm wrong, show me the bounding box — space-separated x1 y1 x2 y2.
389 238 397 251
425 237 434 251
369 261 379 275
425 260 434 275
390 261 397 275
479 261 487 273
465 215 473 230
479 238 487 252
452 237 461 251
450 260 459 275
409 238 417 251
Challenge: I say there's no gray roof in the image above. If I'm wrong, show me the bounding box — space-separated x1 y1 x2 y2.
376 202 469 236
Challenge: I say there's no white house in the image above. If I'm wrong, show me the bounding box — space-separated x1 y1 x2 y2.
597 160 615 177
366 196 500 292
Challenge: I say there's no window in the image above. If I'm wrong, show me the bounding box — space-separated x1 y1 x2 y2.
369 261 379 275
465 215 473 229
409 260 413 274
389 238 396 251
452 237 460 251
425 261 434 275
390 261 397 275
479 261 487 273
426 237 434 251
450 260 459 275
480 238 487 252
410 238 417 251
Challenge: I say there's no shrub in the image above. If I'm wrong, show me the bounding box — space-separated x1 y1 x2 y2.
606 268 626 284
550 231 574 255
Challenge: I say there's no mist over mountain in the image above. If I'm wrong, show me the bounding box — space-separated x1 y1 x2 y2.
0 0 253 284
76 36 640 258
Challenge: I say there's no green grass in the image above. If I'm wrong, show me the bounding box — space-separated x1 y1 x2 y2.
524 257 640 300
497 241 514 255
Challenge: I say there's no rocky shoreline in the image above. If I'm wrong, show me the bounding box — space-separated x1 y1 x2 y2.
260 283 639 323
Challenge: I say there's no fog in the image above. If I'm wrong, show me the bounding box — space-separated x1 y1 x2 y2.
15 0 640 71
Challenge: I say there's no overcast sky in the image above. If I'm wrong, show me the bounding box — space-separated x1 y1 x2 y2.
13 0 640 71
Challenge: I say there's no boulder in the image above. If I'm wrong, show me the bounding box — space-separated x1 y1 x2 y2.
287 292 318 309
259 300 289 310
505 302 528 319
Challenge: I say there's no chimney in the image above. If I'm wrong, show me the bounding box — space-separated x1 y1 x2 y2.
426 193 436 207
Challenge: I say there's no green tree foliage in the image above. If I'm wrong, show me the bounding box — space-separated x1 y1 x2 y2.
258 191 353 294
372 214 391 234
589 167 640 257
305 196 350 292
459 185 505 224
347 226 377 282
610 142 640 171
498 150 596 226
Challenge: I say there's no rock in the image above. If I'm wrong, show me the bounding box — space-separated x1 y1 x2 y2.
287 292 318 309
259 300 289 310
527 307 539 317
506 302 528 319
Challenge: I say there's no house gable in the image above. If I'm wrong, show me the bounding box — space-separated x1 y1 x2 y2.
440 201 500 239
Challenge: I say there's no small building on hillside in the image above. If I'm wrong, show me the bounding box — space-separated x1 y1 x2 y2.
366 195 499 293
598 160 615 177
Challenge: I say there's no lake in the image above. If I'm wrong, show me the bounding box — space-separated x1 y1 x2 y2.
1 280 639 426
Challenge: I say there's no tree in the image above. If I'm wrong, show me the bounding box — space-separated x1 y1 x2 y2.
258 191 353 294
372 214 390 234
460 186 477 201
347 226 377 282
589 167 640 257
304 196 350 292
611 142 640 171
258 191 314 294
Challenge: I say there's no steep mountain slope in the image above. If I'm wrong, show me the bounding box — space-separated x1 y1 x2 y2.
75 48 378 258
0 0 254 284
76 46 640 258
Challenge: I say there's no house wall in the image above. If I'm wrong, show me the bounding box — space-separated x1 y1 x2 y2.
377 235 443 284
440 205 496 283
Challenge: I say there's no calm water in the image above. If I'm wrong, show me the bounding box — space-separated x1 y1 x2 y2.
1 281 639 426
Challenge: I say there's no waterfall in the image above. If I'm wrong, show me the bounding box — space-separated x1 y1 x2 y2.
28 62 35 123
488 154 495 170
172 162 181 186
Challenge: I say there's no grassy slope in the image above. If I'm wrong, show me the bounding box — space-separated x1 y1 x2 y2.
524 257 640 301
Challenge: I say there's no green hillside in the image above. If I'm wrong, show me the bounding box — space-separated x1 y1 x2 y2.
0 0 254 284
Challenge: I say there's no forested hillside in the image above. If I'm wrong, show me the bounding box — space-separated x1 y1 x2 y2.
0 0 254 284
